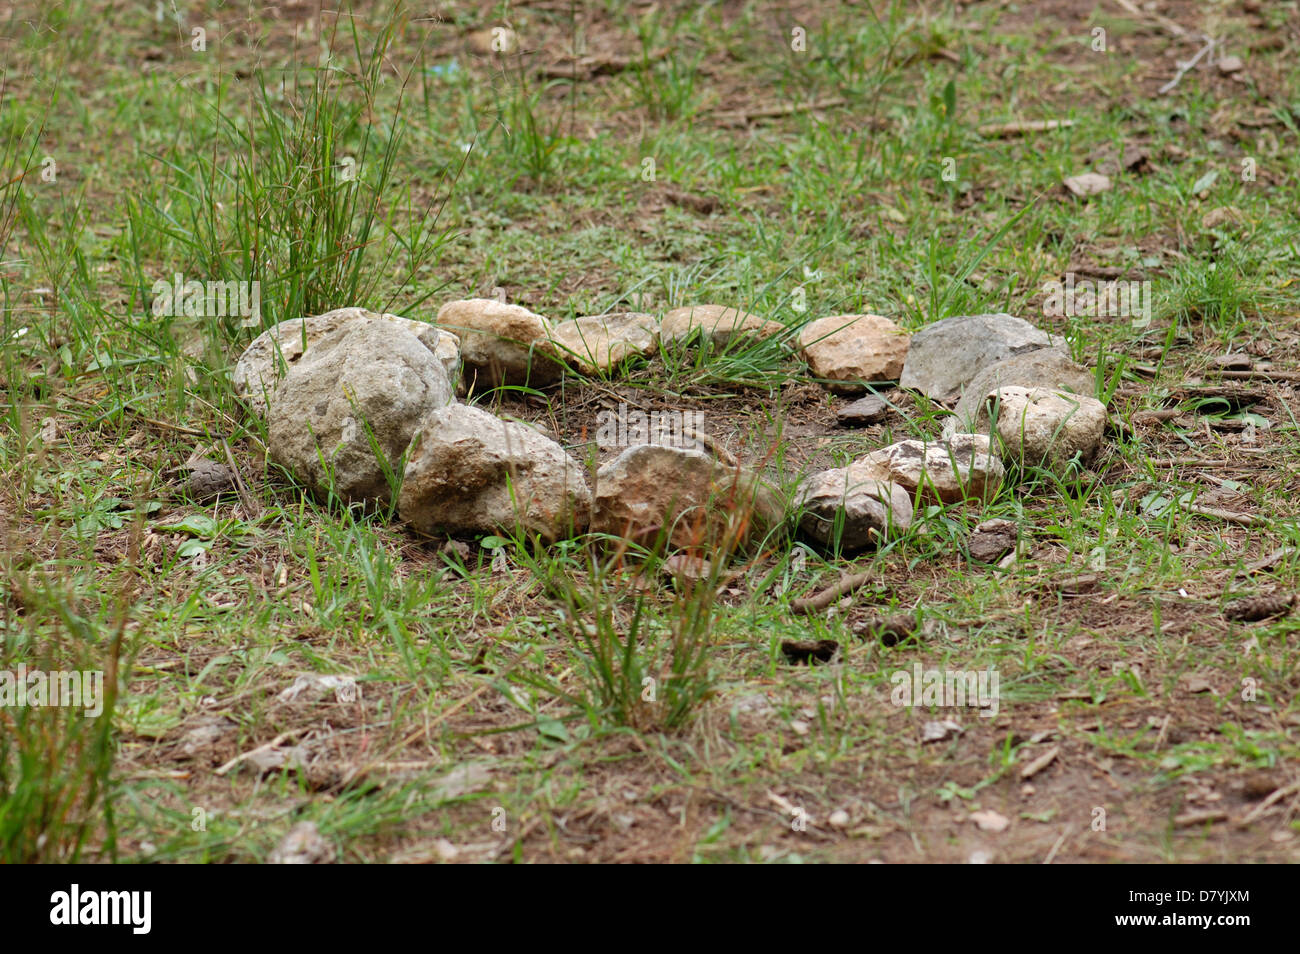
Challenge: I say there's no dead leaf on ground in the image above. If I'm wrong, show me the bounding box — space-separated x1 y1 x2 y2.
1063 173 1111 197
922 719 962 742
1182 674 1216 694
661 554 714 582
970 809 1010 832
278 673 361 704
1201 206 1246 231
269 821 335 864
1019 745 1060 780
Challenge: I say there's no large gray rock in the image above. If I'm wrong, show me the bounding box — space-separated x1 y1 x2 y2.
900 313 1062 403
399 403 591 541
592 444 780 550
798 314 911 394
974 386 1107 475
855 434 1004 506
660 305 784 348
548 312 659 374
435 299 564 388
234 308 453 416
794 466 912 552
945 349 1095 436
267 317 455 505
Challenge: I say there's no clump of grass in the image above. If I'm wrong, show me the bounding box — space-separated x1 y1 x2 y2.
128 10 454 352
511 472 776 732
494 74 570 182
1169 252 1256 332
622 12 702 121
0 548 127 863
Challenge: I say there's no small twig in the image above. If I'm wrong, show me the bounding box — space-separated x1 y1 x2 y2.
1236 779 1300 827
1111 0 1190 38
1145 457 1266 469
1180 501 1258 526
1238 547 1296 577
1159 36 1217 95
1042 825 1071 865
1215 369 1300 383
976 119 1075 138
63 394 208 437
792 571 874 614
1153 714 1172 752
214 731 296 776
1174 808 1228 828
1132 409 1183 424
220 438 263 518
712 97 848 125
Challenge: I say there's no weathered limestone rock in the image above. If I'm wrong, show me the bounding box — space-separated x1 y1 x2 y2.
794 466 912 551
945 350 1095 436
660 305 784 348
435 298 564 388
856 434 1004 506
973 386 1107 475
399 403 591 541
548 312 659 374
267 317 455 505
234 308 450 416
798 314 911 394
900 313 1062 403
592 444 780 550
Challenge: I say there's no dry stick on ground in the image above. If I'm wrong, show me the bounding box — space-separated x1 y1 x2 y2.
792 571 874 614
1112 0 1211 95
1110 0 1215 95
1042 825 1071 865
1145 457 1270 469
62 393 208 438
1158 36 1218 95
214 731 297 776
711 97 847 125
1111 0 1189 36
1215 369 1300 383
1236 779 1300 827
976 119 1075 138
1238 547 1297 576
220 438 263 518
1180 501 1259 526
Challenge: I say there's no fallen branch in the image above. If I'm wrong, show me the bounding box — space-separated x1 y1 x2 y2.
1236 779 1300 827
977 119 1074 138
1238 547 1296 577
214 731 297 776
540 47 672 80
221 438 263 518
712 97 847 126
1214 369 1300 383
792 571 873 614
1111 0 1190 38
1159 36 1218 95
1180 501 1258 526
1145 457 1267 469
